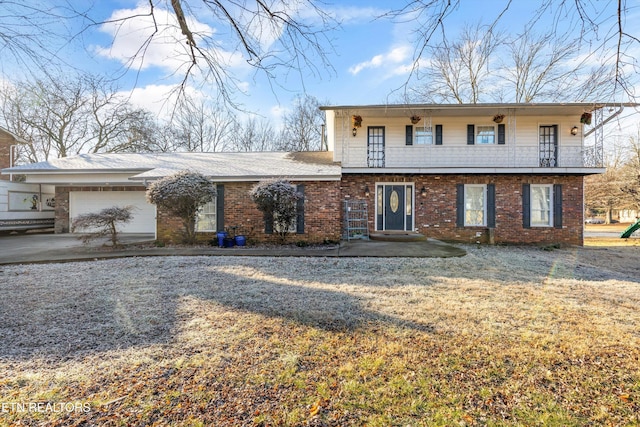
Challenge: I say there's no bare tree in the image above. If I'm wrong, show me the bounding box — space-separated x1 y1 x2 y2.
1 1 338 109
391 0 639 102
172 96 234 152
74 1 337 107
277 94 324 151
0 74 157 161
230 117 278 152
504 31 616 103
0 2 77 73
619 130 640 211
412 24 503 103
585 155 626 223
409 24 616 104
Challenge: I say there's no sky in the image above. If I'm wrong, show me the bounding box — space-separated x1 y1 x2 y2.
1 0 639 135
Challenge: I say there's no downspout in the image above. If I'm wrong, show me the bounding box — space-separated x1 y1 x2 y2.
583 105 624 137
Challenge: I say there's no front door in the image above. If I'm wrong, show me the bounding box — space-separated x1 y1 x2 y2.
376 184 413 231
385 185 405 230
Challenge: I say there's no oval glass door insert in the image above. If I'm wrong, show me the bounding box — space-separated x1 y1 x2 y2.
390 190 399 213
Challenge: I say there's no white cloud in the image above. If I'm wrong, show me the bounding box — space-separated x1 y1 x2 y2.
348 45 413 76
93 4 247 76
118 84 197 120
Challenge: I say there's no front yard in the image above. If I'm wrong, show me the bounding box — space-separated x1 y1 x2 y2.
1 244 639 426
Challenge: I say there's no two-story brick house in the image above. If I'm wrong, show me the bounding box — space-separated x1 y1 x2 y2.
322 103 615 245
2 103 620 245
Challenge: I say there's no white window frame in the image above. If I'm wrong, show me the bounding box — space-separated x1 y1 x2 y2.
464 184 486 227
476 125 496 144
414 126 433 145
195 200 217 232
530 184 553 227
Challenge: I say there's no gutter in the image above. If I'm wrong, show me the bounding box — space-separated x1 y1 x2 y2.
584 105 624 137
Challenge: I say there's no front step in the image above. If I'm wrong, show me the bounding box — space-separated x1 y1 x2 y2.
369 231 426 242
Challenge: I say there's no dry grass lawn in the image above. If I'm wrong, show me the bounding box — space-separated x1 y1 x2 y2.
0 242 639 426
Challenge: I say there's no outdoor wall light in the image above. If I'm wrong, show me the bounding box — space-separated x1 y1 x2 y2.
352 127 357 137
420 186 427 197
364 186 370 197
571 126 579 136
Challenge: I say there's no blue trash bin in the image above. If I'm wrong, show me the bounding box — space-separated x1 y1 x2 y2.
216 231 228 247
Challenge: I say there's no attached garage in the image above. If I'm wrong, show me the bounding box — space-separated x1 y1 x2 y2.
69 191 156 234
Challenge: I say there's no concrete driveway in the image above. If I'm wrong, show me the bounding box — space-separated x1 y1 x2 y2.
0 232 156 264
0 232 466 265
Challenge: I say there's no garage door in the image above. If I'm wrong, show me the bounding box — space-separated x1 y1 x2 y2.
69 191 156 234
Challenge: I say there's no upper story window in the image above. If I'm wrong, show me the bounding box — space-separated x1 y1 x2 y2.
476 126 496 144
415 127 433 145
406 124 443 145
467 124 505 145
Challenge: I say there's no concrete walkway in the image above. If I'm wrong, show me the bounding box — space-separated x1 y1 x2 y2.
0 232 466 265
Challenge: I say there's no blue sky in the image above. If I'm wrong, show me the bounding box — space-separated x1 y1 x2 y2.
1 0 637 133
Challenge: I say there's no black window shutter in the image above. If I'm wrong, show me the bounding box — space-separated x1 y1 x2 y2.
467 124 475 145
522 184 531 229
296 184 305 234
456 184 464 227
435 124 443 145
265 214 273 234
553 184 563 228
498 124 506 145
487 184 496 228
216 184 225 232
405 125 413 146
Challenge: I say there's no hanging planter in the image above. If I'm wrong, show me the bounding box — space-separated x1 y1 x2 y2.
352 115 363 128
493 114 505 123
410 115 421 124
580 112 592 125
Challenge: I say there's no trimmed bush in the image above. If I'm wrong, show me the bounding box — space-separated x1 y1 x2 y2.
146 170 217 244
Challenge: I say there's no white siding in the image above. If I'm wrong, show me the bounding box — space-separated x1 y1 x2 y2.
333 114 588 169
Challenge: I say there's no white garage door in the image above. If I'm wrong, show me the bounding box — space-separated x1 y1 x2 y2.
69 191 156 234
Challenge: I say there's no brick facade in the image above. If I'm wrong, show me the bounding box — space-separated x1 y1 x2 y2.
0 130 16 181
342 174 584 245
54 175 585 246
156 181 342 244
54 186 147 233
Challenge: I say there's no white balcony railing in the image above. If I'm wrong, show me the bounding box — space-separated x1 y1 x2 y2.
342 145 592 169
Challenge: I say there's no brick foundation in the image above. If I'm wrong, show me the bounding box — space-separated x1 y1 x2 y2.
341 174 584 245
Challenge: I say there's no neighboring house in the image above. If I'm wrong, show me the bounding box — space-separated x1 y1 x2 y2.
0 127 55 233
2 103 623 245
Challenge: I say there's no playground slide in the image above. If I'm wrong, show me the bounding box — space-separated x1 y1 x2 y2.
620 219 640 238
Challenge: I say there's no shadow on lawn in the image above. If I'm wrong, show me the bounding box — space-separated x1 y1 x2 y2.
0 258 434 361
